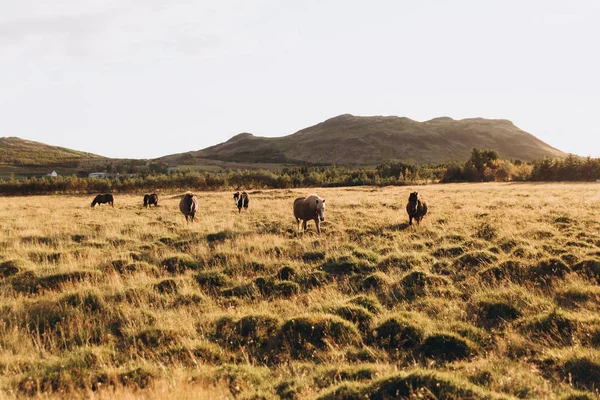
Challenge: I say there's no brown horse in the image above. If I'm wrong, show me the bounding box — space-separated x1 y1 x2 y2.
91 193 114 207
293 194 326 235
406 191 428 225
143 193 159 208
179 192 199 222
233 191 250 213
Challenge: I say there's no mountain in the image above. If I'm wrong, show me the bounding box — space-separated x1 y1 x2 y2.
159 114 565 166
1 114 566 178
0 137 104 166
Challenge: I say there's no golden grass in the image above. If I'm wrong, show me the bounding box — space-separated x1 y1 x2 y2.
1 183 600 399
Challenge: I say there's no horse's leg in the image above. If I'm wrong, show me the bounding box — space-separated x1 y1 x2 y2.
297 218 302 232
409 215 413 225
315 218 321 235
303 220 307 231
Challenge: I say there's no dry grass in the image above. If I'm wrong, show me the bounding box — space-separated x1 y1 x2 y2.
1 183 600 399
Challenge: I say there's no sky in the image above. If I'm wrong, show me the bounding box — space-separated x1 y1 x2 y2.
1 0 599 159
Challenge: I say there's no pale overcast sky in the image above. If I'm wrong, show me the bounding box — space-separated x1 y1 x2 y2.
1 1 598 159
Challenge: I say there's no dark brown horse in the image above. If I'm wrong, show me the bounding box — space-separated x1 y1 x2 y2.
91 193 114 207
143 193 159 208
406 192 428 225
179 192 199 222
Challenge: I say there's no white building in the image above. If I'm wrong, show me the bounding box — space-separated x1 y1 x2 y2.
46 171 58 177
89 172 108 178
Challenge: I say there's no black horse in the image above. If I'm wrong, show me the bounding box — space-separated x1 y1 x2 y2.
143 193 159 208
406 192 428 225
91 193 114 207
233 191 250 213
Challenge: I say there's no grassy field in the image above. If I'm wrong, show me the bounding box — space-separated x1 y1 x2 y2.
1 183 600 399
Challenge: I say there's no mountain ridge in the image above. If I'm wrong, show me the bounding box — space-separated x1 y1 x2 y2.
158 114 564 166
0 114 566 177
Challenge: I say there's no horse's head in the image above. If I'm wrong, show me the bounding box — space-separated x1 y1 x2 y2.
315 196 326 221
233 192 240 205
408 192 419 211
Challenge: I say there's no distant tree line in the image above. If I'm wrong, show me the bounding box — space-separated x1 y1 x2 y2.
441 149 600 183
1 150 598 195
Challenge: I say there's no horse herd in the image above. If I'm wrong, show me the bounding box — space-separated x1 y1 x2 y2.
90 190 428 234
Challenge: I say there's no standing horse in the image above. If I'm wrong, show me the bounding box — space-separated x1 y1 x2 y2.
91 193 114 207
143 193 159 208
179 192 199 222
293 194 326 235
233 191 250 213
406 191 428 225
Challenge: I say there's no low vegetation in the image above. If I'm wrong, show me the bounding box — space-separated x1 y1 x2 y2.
1 183 600 398
2 149 600 195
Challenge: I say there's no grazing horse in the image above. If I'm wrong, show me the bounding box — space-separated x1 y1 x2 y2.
293 194 326 235
406 191 428 225
91 193 114 207
233 191 250 213
143 193 159 208
179 192 199 222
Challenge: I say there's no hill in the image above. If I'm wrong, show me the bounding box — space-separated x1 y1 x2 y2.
159 114 565 166
0 137 104 166
0 137 147 178
1 114 567 178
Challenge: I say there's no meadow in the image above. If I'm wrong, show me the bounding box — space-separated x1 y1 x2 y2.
1 183 600 399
